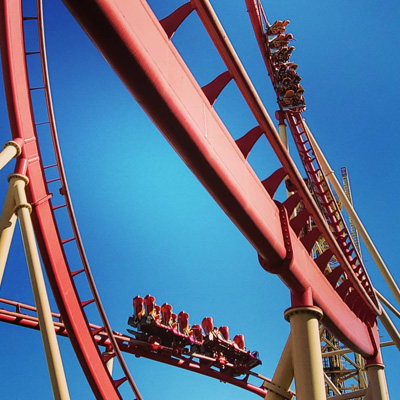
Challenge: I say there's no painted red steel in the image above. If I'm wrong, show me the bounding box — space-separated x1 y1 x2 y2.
0 298 276 398
34 0 141 396
245 0 378 312
59 0 380 356
0 0 383 397
0 1 124 399
244 0 377 313
286 112 375 302
244 0 380 348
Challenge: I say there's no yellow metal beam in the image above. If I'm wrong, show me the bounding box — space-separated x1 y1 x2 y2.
9 173 71 400
285 306 326 400
265 334 294 400
0 140 22 171
0 181 17 285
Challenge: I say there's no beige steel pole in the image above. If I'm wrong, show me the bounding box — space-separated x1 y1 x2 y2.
265 334 294 400
365 363 389 400
355 353 368 389
276 114 295 202
0 140 23 284
284 306 326 400
0 141 22 171
303 120 400 308
0 181 17 285
323 372 341 395
377 306 400 351
327 389 368 400
376 290 400 319
278 122 288 150
105 357 114 375
9 173 71 400
102 347 114 375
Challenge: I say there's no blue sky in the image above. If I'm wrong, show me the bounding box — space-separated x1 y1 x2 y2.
0 0 399 398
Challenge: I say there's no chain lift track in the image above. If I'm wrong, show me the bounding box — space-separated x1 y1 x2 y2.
0 0 385 398
246 0 376 305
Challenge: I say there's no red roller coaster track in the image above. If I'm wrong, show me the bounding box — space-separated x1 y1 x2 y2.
0 0 391 398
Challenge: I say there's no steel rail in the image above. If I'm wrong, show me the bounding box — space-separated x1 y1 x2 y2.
59 0 380 356
34 1 142 398
0 1 141 398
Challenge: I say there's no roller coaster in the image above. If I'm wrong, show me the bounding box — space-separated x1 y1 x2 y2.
0 0 399 399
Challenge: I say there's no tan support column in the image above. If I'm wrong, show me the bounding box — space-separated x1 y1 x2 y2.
278 123 288 150
275 111 294 202
284 305 325 400
276 110 288 150
265 334 294 400
365 363 389 400
377 306 400 351
105 356 114 375
0 181 17 285
9 173 71 400
364 349 390 400
102 346 115 375
0 140 22 171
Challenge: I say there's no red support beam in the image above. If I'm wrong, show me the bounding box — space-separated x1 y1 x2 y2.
60 0 379 356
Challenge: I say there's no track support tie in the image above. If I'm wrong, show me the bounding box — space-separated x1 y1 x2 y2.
336 280 352 300
52 204 67 211
344 290 360 310
350 256 360 268
235 126 263 159
159 2 194 39
46 177 61 184
113 377 128 388
25 51 40 55
201 70 232 105
282 192 301 216
31 193 52 208
91 326 105 336
301 227 321 253
314 249 333 272
61 237 76 245
326 266 344 287
261 167 287 198
81 299 95 308
289 207 310 236
43 163 58 169
70 268 85 277
23 16 38 20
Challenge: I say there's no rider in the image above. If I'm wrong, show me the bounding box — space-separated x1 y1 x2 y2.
269 33 295 49
267 20 290 35
271 45 295 64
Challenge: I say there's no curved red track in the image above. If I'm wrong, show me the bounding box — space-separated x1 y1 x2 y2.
0 1 140 398
0 0 383 398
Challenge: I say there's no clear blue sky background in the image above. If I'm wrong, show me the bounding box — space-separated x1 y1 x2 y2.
0 0 399 399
